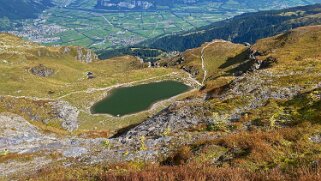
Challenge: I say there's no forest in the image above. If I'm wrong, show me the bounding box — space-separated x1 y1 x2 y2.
140 4 321 51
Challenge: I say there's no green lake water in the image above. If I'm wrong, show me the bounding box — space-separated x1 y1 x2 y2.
91 81 190 116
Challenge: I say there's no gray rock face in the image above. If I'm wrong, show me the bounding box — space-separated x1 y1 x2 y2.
63 147 88 158
63 47 71 54
76 47 96 63
0 114 40 147
30 64 54 77
51 101 79 132
0 113 105 177
120 99 211 139
0 157 52 178
0 113 56 153
223 70 303 120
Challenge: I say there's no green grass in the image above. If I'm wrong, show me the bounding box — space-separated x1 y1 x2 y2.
0 34 187 135
181 41 248 88
20 6 241 49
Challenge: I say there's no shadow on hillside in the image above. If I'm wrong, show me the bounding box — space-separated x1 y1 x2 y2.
219 48 251 70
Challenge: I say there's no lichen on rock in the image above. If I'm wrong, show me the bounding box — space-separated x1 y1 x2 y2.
50 101 79 132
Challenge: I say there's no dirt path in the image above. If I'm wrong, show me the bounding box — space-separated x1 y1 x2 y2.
57 71 195 100
200 40 227 85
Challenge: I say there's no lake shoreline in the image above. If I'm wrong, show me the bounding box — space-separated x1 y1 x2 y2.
90 80 192 117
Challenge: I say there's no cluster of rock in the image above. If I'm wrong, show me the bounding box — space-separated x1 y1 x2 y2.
120 99 211 140
0 113 55 153
181 65 199 78
0 113 107 177
30 64 54 77
220 70 303 122
86 72 95 79
60 46 98 63
249 50 278 71
76 47 97 63
0 96 80 133
50 101 79 132
157 55 201 77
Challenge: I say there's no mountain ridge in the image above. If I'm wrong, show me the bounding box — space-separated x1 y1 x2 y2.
139 3 321 52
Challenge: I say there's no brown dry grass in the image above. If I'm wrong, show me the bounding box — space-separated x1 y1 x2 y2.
101 163 321 181
26 161 321 181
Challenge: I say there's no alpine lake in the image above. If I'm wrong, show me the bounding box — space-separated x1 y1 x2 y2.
91 80 191 116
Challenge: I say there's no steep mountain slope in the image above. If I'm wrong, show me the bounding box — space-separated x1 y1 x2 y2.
0 0 53 19
143 3 321 52
0 0 53 30
158 40 251 88
93 25 321 180
11 26 321 181
1 26 321 180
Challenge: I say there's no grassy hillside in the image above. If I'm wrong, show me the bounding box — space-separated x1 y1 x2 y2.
158 39 255 91
183 41 249 87
20 25 321 181
2 20 321 181
0 33 185 135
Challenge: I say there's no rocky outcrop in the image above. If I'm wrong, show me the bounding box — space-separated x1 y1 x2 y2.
0 113 47 152
181 65 199 78
59 46 98 63
119 99 211 140
221 70 303 122
50 101 79 132
0 113 103 177
30 64 54 77
87 71 95 79
63 47 71 54
76 47 97 63
250 55 278 71
0 96 80 132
